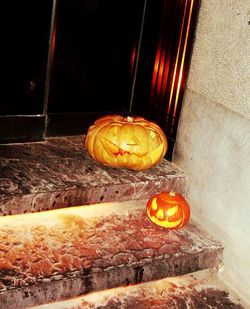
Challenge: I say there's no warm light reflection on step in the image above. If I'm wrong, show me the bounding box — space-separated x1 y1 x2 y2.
0 199 223 307
0 199 147 226
31 270 245 309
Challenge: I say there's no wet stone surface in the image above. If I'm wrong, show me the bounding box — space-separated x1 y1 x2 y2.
32 271 245 309
0 201 223 308
78 288 244 309
0 135 186 216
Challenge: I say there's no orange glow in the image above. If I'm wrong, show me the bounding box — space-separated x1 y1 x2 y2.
30 271 217 308
150 46 161 98
151 47 170 99
150 0 195 134
114 149 131 156
167 0 189 115
172 0 194 128
0 199 147 287
146 191 190 229
85 115 168 171
156 50 166 95
161 56 170 100
130 45 137 74
0 201 140 225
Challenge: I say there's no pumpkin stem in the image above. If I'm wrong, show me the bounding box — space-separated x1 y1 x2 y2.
169 191 176 196
127 116 134 123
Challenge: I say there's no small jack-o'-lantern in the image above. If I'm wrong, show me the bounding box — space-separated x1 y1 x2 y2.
85 115 167 170
146 191 190 229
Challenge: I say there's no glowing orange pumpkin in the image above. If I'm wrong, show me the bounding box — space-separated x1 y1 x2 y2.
85 115 167 170
146 191 190 229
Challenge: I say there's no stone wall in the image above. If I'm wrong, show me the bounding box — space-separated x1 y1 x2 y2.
173 0 250 304
185 0 250 119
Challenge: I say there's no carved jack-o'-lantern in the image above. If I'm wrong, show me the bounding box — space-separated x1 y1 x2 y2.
85 115 167 170
146 191 190 229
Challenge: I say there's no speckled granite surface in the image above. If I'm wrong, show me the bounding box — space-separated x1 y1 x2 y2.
32 270 245 309
0 200 223 308
0 136 186 216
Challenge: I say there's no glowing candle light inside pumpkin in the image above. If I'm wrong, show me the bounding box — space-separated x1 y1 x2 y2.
85 115 167 171
146 191 190 229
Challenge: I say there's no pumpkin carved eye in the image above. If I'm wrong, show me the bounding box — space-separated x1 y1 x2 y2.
146 192 190 229
126 141 139 146
85 115 167 170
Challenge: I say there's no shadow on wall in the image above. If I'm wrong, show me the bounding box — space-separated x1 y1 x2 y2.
173 89 250 305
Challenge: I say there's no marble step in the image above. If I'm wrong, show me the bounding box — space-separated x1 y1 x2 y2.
0 136 186 216
0 200 223 309
32 270 246 309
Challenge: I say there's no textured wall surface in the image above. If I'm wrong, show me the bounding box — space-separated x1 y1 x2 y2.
173 89 250 304
187 0 250 119
173 0 250 303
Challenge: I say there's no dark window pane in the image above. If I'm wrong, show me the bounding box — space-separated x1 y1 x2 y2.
0 1 52 115
49 0 144 113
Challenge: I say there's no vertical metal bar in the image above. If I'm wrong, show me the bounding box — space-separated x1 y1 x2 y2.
43 0 58 135
166 0 188 117
129 0 147 113
171 0 194 127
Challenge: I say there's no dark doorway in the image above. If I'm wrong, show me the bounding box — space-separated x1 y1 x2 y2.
0 0 200 159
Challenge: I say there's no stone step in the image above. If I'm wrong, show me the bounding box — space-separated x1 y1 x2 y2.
31 270 246 309
0 136 186 216
0 200 223 309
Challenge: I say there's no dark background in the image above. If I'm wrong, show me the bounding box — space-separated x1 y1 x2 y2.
0 0 200 158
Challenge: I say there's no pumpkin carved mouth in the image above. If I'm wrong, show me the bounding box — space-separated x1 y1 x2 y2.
101 138 147 158
146 192 190 229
